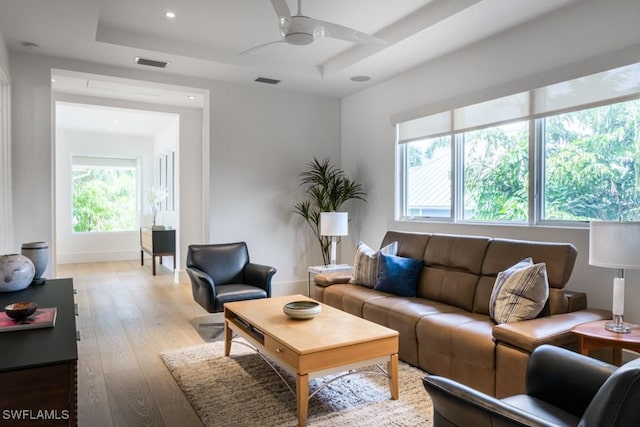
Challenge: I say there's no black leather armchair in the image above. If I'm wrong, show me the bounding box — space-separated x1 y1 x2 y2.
186 242 276 337
423 344 640 427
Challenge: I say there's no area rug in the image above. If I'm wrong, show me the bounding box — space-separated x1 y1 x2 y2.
160 339 433 426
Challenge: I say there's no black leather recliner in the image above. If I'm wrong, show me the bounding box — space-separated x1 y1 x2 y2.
422 344 640 427
186 242 276 337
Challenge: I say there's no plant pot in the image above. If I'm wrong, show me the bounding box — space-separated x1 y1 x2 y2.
0 254 35 292
21 242 48 285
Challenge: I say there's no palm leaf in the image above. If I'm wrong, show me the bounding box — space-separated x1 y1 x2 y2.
294 157 367 264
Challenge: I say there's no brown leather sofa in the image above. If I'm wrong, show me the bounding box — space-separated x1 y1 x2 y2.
314 231 609 397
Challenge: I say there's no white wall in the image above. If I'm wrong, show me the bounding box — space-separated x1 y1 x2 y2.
341 0 640 321
207 83 342 294
55 128 154 263
0 24 11 254
9 51 340 294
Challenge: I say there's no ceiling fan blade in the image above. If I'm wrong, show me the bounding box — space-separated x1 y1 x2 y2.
239 39 288 55
312 19 386 46
270 0 291 21
270 0 292 37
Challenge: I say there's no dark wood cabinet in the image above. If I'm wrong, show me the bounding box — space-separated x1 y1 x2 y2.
0 279 78 426
140 227 176 275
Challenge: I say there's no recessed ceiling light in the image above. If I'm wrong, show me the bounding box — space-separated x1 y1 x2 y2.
51 78 56 83
350 75 371 82
165 11 176 19
187 95 196 100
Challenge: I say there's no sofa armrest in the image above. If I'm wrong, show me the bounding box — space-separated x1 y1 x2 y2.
422 375 560 427
313 272 352 287
493 309 610 352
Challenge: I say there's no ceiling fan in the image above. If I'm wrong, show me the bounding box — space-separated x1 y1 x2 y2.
241 0 386 54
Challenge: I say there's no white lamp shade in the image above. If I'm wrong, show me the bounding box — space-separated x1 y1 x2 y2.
589 221 640 269
320 212 348 236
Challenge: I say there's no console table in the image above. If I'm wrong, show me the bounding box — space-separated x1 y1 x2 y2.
140 227 176 275
0 278 78 426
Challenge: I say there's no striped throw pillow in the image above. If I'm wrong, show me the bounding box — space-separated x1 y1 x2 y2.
490 258 549 324
349 241 398 288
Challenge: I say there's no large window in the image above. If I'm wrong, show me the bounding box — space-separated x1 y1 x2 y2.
72 156 138 232
398 62 640 225
405 136 451 218
543 100 640 222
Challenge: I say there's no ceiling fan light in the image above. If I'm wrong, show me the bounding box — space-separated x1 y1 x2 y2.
285 32 314 45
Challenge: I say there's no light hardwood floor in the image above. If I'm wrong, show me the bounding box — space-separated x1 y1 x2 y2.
57 260 207 427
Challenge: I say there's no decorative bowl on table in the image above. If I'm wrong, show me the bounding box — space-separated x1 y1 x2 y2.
283 301 322 320
4 302 38 320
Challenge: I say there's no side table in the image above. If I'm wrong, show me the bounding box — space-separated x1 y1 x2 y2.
307 264 353 297
572 320 640 366
140 227 176 275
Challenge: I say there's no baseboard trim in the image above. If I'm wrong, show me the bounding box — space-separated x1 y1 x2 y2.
57 250 139 264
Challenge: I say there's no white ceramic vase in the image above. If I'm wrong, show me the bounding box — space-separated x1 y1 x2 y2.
21 241 49 285
0 254 35 292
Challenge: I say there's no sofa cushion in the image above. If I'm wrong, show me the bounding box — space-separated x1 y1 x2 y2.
490 260 549 324
481 239 577 289
349 241 397 287
420 234 491 312
416 312 496 396
382 231 430 260
363 297 464 366
322 283 391 317
374 253 423 297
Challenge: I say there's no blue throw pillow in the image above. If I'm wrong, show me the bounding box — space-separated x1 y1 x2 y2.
374 253 423 297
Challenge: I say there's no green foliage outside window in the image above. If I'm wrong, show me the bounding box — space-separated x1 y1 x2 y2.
72 167 137 232
405 98 639 223
544 100 639 221
464 122 529 221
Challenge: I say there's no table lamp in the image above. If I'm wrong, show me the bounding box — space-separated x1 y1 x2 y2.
589 221 640 333
320 212 348 267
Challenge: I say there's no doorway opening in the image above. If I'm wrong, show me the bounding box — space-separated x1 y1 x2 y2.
51 70 208 275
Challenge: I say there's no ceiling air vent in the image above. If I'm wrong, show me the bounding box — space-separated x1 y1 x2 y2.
134 57 169 68
254 77 281 85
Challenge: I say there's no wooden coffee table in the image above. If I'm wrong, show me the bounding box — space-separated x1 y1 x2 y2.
224 294 399 427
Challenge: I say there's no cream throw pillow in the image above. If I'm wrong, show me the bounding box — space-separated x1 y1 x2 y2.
490 258 549 324
349 241 398 288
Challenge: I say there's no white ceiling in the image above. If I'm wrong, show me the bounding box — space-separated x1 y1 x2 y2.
56 102 178 138
0 0 579 99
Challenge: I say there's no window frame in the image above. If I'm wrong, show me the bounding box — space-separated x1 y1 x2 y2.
71 155 140 233
396 63 640 227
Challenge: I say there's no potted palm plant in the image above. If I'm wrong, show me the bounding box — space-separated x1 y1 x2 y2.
294 157 367 265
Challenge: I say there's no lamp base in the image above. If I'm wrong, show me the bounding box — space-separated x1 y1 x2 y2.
605 315 630 334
